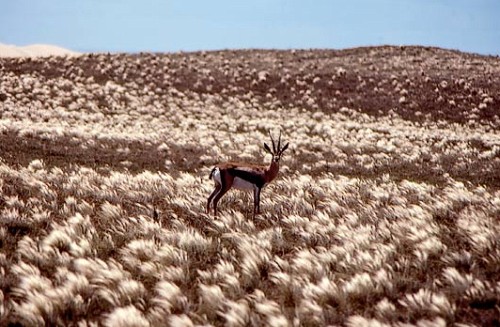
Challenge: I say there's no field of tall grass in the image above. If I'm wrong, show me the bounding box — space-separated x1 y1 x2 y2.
1 47 499 326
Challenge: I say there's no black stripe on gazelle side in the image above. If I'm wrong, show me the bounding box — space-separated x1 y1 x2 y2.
229 168 267 188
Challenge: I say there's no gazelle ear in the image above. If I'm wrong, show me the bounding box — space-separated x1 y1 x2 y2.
280 142 289 154
264 143 273 154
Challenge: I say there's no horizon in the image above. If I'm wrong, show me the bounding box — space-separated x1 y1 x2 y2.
1 1 500 56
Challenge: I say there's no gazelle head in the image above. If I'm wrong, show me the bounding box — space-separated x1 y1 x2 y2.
264 131 289 163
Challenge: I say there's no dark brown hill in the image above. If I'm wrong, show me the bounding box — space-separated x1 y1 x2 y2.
2 46 499 126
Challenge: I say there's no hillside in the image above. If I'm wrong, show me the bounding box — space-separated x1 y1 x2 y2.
1 46 500 186
2 46 499 122
0 47 499 326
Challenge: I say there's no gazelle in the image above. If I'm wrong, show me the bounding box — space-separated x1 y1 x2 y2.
207 132 289 218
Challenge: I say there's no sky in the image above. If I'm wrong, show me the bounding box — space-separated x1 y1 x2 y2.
1 0 499 55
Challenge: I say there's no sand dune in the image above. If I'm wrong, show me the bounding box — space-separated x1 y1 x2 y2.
0 43 79 58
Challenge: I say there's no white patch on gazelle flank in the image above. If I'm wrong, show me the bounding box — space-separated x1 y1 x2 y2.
211 167 257 191
232 177 256 190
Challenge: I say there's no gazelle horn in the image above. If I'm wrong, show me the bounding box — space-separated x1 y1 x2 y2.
269 131 276 153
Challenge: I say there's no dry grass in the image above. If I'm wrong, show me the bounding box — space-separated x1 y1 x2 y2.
0 47 499 326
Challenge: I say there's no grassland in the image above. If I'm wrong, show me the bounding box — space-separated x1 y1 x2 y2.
0 46 499 326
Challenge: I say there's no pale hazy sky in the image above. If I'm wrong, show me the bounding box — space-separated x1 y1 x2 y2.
1 0 499 55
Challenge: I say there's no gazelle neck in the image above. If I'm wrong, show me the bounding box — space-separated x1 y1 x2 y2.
265 160 280 183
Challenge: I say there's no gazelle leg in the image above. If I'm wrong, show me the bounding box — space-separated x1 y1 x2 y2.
253 187 262 218
207 183 222 213
212 178 232 216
